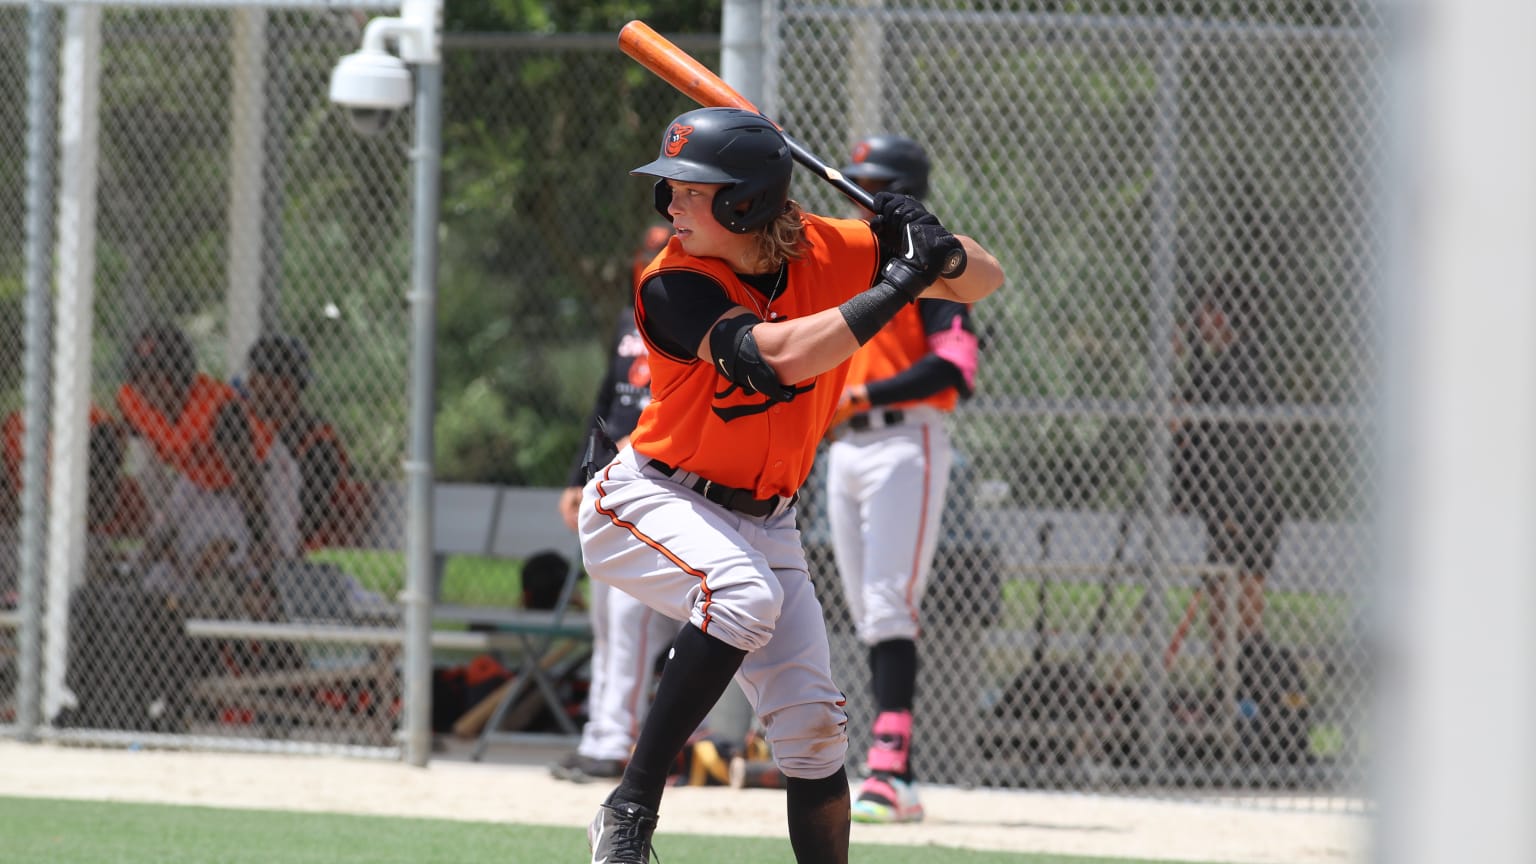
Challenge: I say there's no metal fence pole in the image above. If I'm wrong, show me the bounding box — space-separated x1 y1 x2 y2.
1137 31 1184 780
401 55 442 768
17 0 57 742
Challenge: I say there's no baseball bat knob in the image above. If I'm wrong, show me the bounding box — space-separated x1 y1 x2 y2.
941 247 968 279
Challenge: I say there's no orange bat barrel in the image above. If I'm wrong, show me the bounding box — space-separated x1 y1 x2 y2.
617 20 965 277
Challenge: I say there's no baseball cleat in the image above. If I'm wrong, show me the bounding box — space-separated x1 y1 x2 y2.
549 750 581 780
851 774 924 824
588 799 659 863
554 754 626 784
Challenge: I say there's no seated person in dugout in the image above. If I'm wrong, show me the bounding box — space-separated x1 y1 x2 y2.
116 322 301 619
241 334 372 551
0 406 148 606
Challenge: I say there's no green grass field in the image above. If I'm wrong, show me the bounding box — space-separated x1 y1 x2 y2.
0 796 1212 864
308 548 533 607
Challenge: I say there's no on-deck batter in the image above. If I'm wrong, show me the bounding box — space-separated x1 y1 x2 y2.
826 135 982 824
577 107 1005 864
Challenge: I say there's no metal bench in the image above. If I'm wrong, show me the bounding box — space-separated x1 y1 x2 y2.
427 484 590 756
182 483 591 755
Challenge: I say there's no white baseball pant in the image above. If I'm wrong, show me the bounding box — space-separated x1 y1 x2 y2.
826 405 953 645
577 578 683 762
578 447 849 779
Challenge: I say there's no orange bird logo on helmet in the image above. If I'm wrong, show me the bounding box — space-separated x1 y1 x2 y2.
850 140 873 163
663 123 694 158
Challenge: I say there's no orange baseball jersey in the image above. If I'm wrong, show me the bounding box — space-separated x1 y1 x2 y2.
844 304 963 413
3 404 111 488
118 373 273 491
629 213 879 498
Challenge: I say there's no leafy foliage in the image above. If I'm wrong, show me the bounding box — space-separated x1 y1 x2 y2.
433 3 716 483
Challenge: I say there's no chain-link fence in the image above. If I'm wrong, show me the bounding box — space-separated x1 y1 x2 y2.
0 11 714 758
2 2 1382 808
775 2 1382 805
1 1 413 753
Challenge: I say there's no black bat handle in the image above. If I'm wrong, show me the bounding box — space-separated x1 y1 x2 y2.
783 136 968 279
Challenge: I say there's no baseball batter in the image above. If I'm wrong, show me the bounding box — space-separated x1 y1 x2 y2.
826 135 980 824
578 108 1004 864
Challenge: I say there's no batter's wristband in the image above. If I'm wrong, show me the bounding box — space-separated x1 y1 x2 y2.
839 279 911 345
881 258 933 301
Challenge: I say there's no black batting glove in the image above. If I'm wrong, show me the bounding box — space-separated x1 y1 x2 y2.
871 191 966 285
870 191 933 260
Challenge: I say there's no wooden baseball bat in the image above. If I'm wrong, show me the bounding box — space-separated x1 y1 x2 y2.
450 640 581 738
618 20 965 278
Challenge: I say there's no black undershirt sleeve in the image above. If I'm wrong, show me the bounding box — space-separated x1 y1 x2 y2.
864 355 965 406
919 297 972 334
300 437 345 540
863 298 975 405
638 271 738 361
565 310 628 487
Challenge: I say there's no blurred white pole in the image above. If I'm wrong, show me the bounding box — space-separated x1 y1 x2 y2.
1374 2 1536 863
846 0 885 158
42 5 103 723
720 0 765 107
225 9 268 372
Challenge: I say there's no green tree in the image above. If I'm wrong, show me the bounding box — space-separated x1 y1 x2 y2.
433 1 717 483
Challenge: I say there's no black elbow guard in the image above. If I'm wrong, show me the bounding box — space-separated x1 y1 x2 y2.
709 314 794 402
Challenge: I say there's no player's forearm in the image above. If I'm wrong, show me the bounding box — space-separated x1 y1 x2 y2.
750 308 863 384
921 236 1004 303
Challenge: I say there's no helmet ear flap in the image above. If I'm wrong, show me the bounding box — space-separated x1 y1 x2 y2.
652 179 674 222
712 186 747 234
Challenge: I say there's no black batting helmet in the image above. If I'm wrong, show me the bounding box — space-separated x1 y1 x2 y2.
246 334 312 389
842 134 931 199
631 108 793 234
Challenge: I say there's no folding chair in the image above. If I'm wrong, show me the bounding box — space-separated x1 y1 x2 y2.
430 484 592 759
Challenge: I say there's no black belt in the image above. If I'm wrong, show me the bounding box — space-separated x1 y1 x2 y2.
847 409 904 431
646 459 795 518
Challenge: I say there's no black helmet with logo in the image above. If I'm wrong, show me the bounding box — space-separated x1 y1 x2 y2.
632 107 793 233
842 134 930 199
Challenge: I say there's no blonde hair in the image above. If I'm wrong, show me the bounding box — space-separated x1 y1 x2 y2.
750 201 809 271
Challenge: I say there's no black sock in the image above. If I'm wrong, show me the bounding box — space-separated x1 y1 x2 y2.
869 638 917 711
610 624 746 812
786 767 850 864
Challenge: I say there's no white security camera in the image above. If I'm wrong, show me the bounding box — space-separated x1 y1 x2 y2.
328 0 439 136
329 48 413 136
